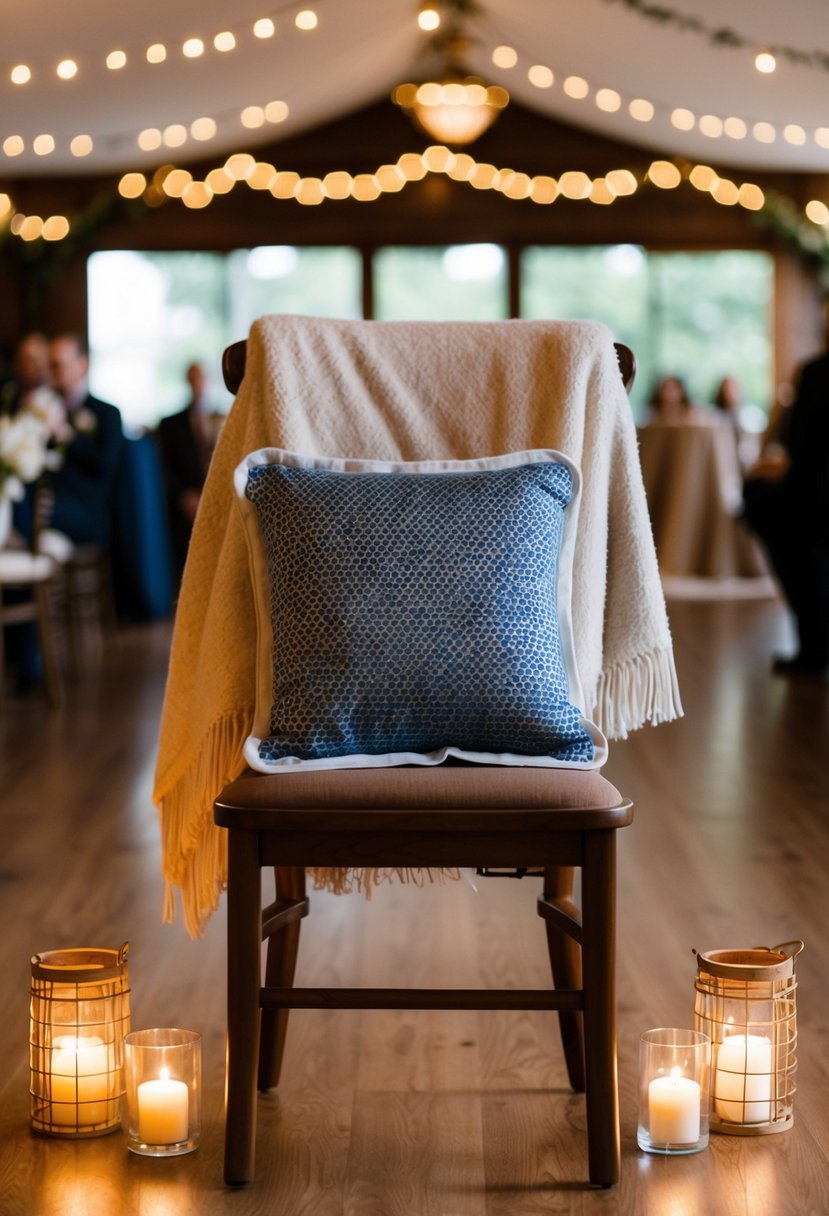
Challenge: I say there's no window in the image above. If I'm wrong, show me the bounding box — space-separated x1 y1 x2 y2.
373 244 507 320
87 247 361 431
521 246 773 419
88 244 773 431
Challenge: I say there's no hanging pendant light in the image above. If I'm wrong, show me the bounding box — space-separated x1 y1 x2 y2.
393 3 509 146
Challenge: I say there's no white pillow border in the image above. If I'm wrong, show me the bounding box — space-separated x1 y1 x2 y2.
233 447 608 772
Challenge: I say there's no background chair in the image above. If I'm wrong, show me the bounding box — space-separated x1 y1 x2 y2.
213 339 637 1189
0 485 65 708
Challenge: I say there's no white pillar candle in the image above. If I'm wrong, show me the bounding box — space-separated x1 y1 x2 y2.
648 1068 701 1144
50 1035 110 1126
714 1033 773 1123
137 1067 189 1144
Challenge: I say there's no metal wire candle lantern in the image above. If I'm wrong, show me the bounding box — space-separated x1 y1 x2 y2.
30 944 131 1137
693 941 802 1136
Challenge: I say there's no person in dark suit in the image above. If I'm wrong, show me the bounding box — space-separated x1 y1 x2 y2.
156 362 220 586
47 333 125 545
743 326 829 679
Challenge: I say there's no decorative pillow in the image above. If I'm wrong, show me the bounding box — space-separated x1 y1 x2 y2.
233 448 607 772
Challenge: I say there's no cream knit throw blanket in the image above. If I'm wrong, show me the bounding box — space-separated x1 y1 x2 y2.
154 315 682 936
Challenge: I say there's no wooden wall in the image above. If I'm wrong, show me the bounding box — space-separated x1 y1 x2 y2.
1 98 826 381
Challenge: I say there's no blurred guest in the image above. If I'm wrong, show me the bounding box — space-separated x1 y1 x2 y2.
645 375 697 423
156 361 221 586
712 375 760 468
46 333 125 545
1 332 50 414
743 329 829 679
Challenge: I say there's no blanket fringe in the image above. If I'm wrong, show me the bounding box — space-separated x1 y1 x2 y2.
593 645 683 741
308 866 462 897
157 715 463 936
156 712 248 938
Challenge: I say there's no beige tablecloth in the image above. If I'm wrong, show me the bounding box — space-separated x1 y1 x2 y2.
637 420 770 581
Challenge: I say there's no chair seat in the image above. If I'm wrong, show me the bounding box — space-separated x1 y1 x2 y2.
0 550 55 583
215 765 630 869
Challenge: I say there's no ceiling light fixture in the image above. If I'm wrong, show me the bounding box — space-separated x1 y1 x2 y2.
393 0 508 146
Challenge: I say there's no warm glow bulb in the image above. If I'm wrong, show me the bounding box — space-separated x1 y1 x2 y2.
351 174 381 201
241 106 265 129
206 168 235 194
689 163 718 191
295 10 318 30
11 64 31 85
182 182 213 209
558 170 591 199
265 100 289 123
247 163 277 190
492 45 517 69
106 50 127 70
118 172 147 198
163 124 187 147
147 44 167 64
33 134 55 156
182 38 204 58
784 124 806 146
253 18 275 38
323 171 353 199
528 65 553 89
815 127 829 149
606 168 637 195
138 128 162 151
595 88 621 112
699 114 723 138
805 198 829 225
43 216 70 241
530 175 558 204
418 5 440 31
70 134 93 157
0 194 12 216
214 31 236 52
629 98 654 122
20 215 44 241
57 59 78 80
191 117 217 140
753 121 776 143
724 116 747 140
738 183 764 210
295 177 325 205
3 135 25 157
755 50 776 74
648 160 681 189
225 152 255 180
563 76 589 100
671 108 695 131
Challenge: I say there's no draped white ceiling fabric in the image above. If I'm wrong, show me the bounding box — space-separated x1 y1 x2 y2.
4 0 829 176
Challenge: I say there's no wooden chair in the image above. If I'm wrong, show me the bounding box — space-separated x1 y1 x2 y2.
0 485 65 708
214 341 637 1190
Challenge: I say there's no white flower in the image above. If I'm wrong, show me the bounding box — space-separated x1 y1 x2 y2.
0 409 58 502
20 386 66 437
72 406 97 435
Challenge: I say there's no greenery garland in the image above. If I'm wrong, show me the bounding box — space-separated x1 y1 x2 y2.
756 192 829 290
597 0 829 72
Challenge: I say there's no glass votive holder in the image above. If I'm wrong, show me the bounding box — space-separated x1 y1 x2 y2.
638 1028 710 1155
123 1028 201 1157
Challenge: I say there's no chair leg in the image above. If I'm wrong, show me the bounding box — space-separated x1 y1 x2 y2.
34 580 64 709
258 866 306 1091
542 865 585 1092
225 828 263 1186
580 831 620 1188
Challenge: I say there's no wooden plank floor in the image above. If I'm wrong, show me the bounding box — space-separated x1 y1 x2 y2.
1 594 828 1215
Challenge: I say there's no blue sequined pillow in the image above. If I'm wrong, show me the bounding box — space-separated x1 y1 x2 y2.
234 448 606 772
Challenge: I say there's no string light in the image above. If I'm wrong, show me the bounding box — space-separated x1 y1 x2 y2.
3 18 828 168
755 50 776 74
